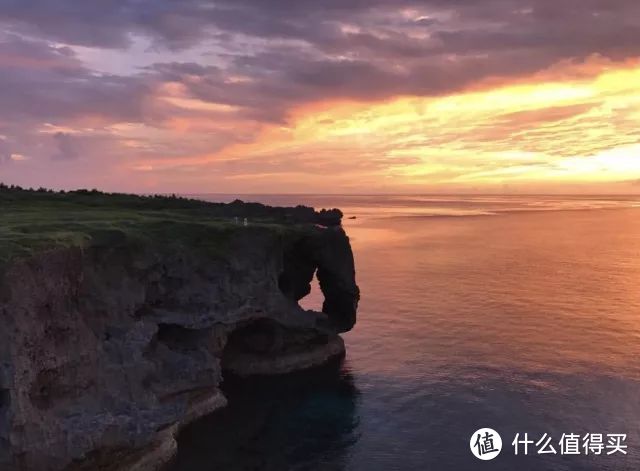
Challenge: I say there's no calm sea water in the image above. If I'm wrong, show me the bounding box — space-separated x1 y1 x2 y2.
173 195 640 471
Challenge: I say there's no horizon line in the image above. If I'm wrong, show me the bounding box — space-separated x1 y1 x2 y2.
183 192 640 197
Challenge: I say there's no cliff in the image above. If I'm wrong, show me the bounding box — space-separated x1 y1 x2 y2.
0 188 359 470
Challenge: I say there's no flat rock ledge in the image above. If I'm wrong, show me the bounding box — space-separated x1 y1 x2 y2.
128 390 227 471
222 334 345 377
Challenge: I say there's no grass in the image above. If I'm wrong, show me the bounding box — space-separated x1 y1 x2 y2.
0 186 314 265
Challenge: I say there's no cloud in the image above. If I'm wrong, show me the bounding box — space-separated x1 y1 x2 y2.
4 1 640 123
1 0 640 192
0 34 150 125
0 138 10 165
51 132 79 161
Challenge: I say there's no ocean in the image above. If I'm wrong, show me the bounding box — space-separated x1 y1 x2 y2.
172 195 640 471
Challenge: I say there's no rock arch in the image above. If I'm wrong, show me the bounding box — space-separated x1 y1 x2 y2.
279 226 359 333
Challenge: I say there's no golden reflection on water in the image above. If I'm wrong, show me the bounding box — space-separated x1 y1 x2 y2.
342 208 640 382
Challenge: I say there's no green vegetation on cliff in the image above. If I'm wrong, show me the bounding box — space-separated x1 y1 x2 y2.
0 185 337 264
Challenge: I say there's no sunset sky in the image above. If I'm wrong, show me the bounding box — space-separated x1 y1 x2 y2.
1 1 640 193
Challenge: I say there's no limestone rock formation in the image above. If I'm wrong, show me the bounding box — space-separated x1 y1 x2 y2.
0 219 358 470
279 226 359 333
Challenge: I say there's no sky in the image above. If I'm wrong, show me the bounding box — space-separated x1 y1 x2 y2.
1 0 640 194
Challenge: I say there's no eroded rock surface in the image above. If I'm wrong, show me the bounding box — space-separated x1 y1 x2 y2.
0 222 358 470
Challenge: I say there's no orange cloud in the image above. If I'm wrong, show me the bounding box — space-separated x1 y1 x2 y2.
103 58 640 193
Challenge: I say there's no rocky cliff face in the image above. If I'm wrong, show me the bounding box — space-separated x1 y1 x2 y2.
0 224 359 470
